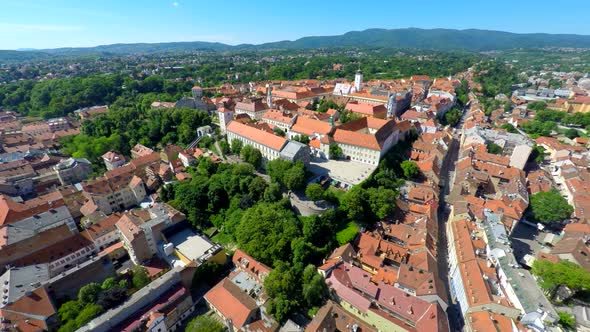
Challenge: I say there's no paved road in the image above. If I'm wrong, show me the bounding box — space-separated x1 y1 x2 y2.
437 135 462 331
437 106 470 331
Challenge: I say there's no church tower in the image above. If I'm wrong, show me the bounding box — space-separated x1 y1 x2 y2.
217 107 234 134
354 70 363 92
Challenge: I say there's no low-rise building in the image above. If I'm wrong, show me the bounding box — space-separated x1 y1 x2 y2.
261 109 297 133
234 98 270 120
81 174 147 216
204 249 278 332
53 157 92 185
279 140 311 165
82 213 122 250
226 121 288 161
131 143 155 159
102 151 126 170
324 262 448 332
116 204 185 264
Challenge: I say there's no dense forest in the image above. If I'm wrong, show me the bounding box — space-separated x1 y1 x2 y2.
0 74 192 118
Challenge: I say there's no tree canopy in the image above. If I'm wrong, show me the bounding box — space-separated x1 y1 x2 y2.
532 260 590 292
305 183 325 201
528 189 573 224
400 160 420 179
240 145 263 169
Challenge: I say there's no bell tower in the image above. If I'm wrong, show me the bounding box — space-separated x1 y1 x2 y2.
354 70 363 92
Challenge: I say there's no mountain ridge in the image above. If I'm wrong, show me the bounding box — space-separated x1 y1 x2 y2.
2 28 590 61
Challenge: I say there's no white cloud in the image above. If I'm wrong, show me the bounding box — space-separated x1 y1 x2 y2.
0 23 83 32
172 2 179 7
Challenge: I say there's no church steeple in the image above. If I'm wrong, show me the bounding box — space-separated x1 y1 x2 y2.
354 69 363 92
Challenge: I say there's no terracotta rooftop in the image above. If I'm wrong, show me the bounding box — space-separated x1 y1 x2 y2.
204 278 257 329
83 213 122 241
227 121 287 151
232 249 272 283
290 116 332 136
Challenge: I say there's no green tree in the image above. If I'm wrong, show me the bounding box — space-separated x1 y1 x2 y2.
558 311 576 331
266 159 293 185
101 277 117 290
500 123 518 133
274 127 286 137
248 176 268 201
264 262 300 323
443 107 462 126
520 120 556 138
192 262 224 288
341 186 366 221
58 321 78 332
529 189 573 224
486 143 503 154
532 260 590 292
529 145 546 163
305 183 325 201
365 187 397 220
283 163 306 191
74 304 104 328
564 128 580 140
336 222 359 245
78 283 101 305
132 265 150 289
264 182 283 202
58 300 83 323
241 145 263 169
528 101 548 111
230 139 243 154
186 315 226 332
219 140 230 155
236 203 301 266
400 160 420 179
293 135 310 145
301 265 328 307
329 144 342 159
97 287 127 309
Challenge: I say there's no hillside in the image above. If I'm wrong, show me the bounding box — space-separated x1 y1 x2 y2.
2 28 590 61
257 28 590 51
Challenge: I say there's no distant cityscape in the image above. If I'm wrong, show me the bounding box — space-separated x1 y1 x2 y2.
0 24 590 332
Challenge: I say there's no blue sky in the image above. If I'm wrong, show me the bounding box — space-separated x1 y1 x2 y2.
0 0 589 50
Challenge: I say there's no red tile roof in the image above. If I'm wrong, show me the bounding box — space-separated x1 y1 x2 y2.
232 249 272 283
0 195 65 226
204 278 257 329
290 116 332 136
227 121 287 151
345 102 387 118
3 287 56 320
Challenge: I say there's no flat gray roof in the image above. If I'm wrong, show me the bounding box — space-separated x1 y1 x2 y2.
167 228 216 262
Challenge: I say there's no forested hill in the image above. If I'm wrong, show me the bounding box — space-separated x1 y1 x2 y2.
2 28 590 61
257 28 590 51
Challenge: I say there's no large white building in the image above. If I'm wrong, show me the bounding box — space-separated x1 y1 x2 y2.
226 121 288 161
318 117 402 166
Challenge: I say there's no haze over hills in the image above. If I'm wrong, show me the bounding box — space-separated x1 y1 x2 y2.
2 28 590 61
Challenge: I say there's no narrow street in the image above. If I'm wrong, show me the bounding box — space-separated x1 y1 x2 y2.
437 107 468 331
